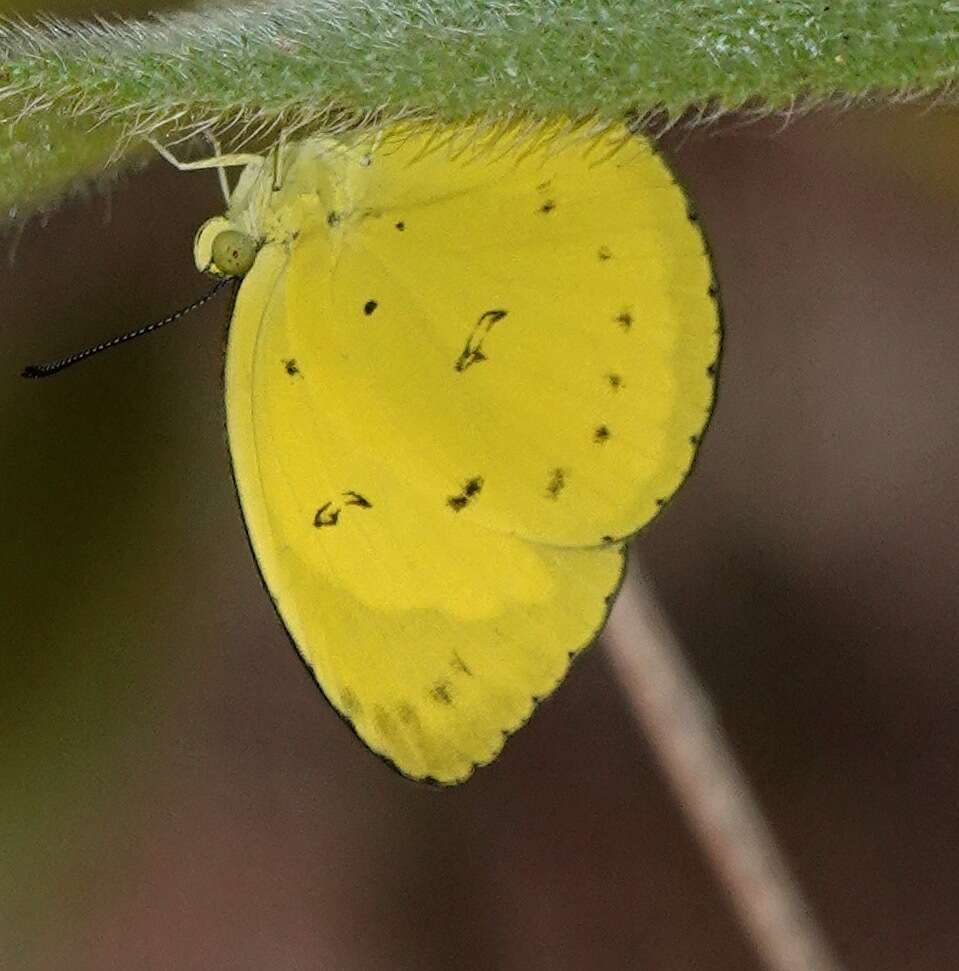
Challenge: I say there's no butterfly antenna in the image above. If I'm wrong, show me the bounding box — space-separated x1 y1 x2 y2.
21 278 233 378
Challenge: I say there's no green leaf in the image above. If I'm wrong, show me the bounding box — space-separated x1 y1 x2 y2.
3 0 959 216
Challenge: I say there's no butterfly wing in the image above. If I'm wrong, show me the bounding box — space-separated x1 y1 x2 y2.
224 124 719 783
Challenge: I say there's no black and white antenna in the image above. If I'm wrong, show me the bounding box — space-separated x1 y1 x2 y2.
22 278 233 378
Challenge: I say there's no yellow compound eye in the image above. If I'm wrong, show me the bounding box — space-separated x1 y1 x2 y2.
211 229 258 277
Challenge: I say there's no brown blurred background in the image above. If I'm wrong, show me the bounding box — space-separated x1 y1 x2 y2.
3 4 959 967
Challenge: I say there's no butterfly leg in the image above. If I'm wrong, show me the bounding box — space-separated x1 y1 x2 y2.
147 137 263 174
204 133 232 205
268 128 294 192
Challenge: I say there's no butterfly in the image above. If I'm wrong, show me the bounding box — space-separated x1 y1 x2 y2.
33 120 721 784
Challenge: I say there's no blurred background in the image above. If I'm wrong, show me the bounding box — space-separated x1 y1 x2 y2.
3 3 959 969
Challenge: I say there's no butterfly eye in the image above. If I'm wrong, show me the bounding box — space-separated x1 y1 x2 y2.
211 229 258 277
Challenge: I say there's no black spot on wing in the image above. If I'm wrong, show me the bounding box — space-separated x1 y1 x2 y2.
546 468 567 499
597 245 613 261
341 688 362 718
430 681 453 705
395 221 405 231
451 653 473 676
606 372 624 391
283 358 299 376
364 300 378 316
314 492 372 527
539 199 556 214
313 502 340 528
454 311 508 372
615 309 633 330
594 425 611 444
327 211 340 227
448 476 483 511
373 706 394 737
455 348 486 371
343 490 372 508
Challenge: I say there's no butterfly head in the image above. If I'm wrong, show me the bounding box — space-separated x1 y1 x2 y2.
193 215 260 279
191 134 371 282
210 229 258 276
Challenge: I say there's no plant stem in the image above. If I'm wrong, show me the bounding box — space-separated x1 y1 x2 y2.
605 566 847 971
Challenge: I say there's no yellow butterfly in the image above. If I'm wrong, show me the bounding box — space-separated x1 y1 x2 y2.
33 121 721 784
188 121 721 783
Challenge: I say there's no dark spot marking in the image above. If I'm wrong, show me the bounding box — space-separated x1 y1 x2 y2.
457 349 486 371
615 310 633 330
606 372 624 391
395 220 405 231
540 199 556 214
448 476 484 511
341 688 362 717
283 358 299 376
706 362 717 377
430 681 454 705
598 245 613 261
689 434 700 446
363 299 378 316
594 425 611 444
373 706 394 736
708 283 719 299
313 502 340 528
314 493 371 527
454 310 508 372
655 497 667 507
686 205 699 222
326 210 340 227
601 535 615 544
397 703 419 726
546 468 566 499
451 652 473 676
